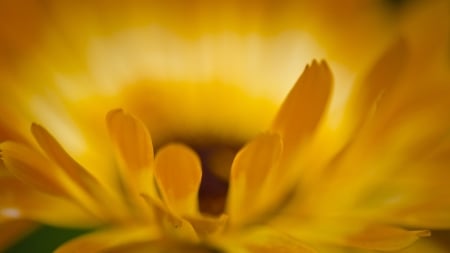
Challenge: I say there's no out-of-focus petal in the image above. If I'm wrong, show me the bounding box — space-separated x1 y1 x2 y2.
31 123 107 193
0 176 100 227
399 0 449 80
269 214 429 251
227 133 282 227
311 238 448 253
342 225 429 251
346 39 407 132
55 226 161 253
0 141 72 198
31 123 123 220
103 240 215 253
311 39 407 173
372 139 450 229
218 226 316 253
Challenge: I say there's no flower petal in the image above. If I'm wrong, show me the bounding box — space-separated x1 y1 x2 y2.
268 60 333 204
271 60 332 155
344 225 429 251
55 226 161 253
31 123 104 193
218 226 316 253
106 108 154 175
378 139 450 229
227 132 282 227
154 143 202 216
270 213 428 251
140 193 199 242
31 123 124 220
142 192 227 239
106 109 155 214
185 214 228 237
0 176 100 228
294 40 409 190
346 39 407 129
0 141 71 198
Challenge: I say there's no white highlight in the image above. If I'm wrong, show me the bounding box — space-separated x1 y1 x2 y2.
1 208 22 218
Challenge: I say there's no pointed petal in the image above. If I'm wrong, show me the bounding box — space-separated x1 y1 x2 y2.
0 141 71 197
154 144 202 216
272 60 332 154
55 226 161 253
31 123 104 193
344 225 429 251
227 133 282 227
31 124 123 220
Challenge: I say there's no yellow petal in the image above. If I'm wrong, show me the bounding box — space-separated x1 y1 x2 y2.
31 123 104 194
383 138 450 228
269 213 429 252
140 193 198 242
295 40 408 190
0 176 100 228
154 144 202 216
106 109 155 214
142 193 227 239
185 214 228 237
31 124 124 220
347 39 407 127
319 90 450 216
312 40 407 172
106 108 153 175
227 132 282 227
218 226 316 253
344 225 429 251
312 239 449 253
271 59 332 155
0 141 71 198
55 226 161 253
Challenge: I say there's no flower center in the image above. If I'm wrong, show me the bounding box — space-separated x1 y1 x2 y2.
155 138 242 216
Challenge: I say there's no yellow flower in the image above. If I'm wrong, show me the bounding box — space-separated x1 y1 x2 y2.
1 0 450 252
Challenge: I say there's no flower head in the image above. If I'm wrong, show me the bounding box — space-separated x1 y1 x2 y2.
1 0 450 252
